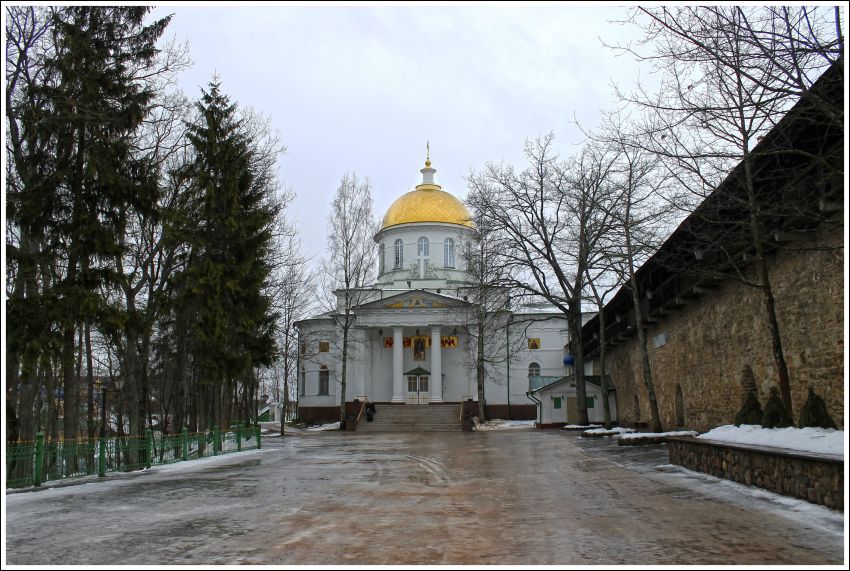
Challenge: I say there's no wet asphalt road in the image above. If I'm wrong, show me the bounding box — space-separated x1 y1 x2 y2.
4 430 845 565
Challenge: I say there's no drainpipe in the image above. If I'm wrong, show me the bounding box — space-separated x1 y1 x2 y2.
295 327 300 421
526 390 542 428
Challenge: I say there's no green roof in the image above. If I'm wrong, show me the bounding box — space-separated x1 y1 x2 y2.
404 366 431 376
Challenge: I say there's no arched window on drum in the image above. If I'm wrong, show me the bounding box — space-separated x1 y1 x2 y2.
394 239 403 269
444 238 455 268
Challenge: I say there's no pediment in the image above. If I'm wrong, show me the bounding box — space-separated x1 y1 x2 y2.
357 290 469 311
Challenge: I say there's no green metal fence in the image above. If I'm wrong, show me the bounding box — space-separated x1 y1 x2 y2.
5 425 261 490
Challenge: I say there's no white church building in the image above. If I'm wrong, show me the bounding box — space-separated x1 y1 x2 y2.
296 154 613 427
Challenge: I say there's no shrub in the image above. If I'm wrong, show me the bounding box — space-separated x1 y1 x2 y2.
797 386 837 429
761 386 794 429
734 391 763 426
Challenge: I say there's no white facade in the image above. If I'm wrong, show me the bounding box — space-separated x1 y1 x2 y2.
296 158 575 419
530 377 618 426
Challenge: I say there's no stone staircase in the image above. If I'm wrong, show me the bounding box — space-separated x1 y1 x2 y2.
356 404 462 432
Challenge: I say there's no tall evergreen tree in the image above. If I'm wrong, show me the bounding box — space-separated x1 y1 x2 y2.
10 7 170 441
174 80 278 431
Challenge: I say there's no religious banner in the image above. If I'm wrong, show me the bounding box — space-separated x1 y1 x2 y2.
412 336 428 361
377 335 459 349
403 336 434 348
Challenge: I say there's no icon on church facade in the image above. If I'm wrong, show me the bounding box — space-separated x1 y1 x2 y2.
413 336 428 361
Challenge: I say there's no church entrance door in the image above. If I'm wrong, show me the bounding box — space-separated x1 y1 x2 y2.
406 375 430 404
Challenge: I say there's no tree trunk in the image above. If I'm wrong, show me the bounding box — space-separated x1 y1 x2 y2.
629 279 662 433
568 301 589 426
339 320 349 429
281 334 289 436
742 152 793 416
596 299 612 428
85 322 95 441
476 321 487 422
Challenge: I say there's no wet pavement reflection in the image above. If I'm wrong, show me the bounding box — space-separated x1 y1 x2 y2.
4 430 844 565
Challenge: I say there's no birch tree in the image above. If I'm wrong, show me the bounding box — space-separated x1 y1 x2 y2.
323 173 377 428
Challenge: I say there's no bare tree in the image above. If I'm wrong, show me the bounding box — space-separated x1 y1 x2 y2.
5 5 56 444
457 213 535 422
322 173 378 428
467 134 614 426
592 118 675 433
610 6 844 415
267 213 315 434
583 264 618 428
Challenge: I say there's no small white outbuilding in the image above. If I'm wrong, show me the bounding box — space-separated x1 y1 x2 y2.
527 375 617 427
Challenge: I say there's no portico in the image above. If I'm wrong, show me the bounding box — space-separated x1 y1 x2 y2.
354 290 470 405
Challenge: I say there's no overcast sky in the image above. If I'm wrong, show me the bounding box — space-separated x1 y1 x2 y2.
148 4 651 264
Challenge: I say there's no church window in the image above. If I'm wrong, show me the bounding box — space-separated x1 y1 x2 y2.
528 362 541 377
378 243 385 274
394 239 403 269
319 341 330 353
319 366 329 395
418 237 429 257
444 238 455 268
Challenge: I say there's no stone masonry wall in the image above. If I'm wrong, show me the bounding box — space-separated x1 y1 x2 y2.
667 437 843 511
605 221 843 432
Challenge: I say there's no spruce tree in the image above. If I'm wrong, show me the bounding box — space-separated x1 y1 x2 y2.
761 386 794 429
734 392 764 426
797 387 837 429
25 7 169 441
734 365 763 426
175 80 278 431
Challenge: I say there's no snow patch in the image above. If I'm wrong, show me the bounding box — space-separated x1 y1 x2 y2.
562 424 603 430
305 421 341 432
474 420 535 431
619 430 699 440
583 426 635 435
697 425 843 458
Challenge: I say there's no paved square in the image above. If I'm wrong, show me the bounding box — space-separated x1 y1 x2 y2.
4 430 845 565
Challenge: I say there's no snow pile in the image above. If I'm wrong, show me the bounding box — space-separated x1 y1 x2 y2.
305 421 341 432
697 425 844 458
474 420 535 431
619 430 699 441
583 426 635 435
562 424 603 430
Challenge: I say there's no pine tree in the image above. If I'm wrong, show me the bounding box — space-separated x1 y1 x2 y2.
761 386 794 429
797 387 837 429
175 80 278 431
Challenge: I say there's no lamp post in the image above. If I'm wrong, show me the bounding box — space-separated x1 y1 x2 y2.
100 377 125 438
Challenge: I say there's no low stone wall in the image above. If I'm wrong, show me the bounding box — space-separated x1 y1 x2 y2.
485 404 536 421
297 406 341 423
667 436 843 511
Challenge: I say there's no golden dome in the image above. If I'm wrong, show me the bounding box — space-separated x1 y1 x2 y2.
381 156 473 230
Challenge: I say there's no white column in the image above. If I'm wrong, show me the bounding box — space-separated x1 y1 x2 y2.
392 327 404 403
430 326 443 403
